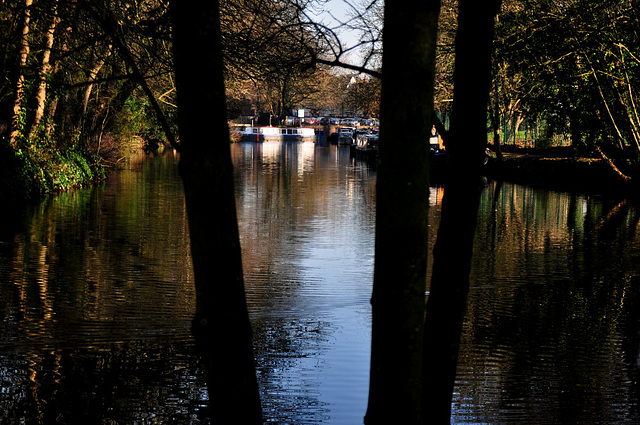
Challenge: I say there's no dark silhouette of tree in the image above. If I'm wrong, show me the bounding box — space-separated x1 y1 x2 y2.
364 0 440 423
364 0 503 422
170 1 262 423
423 0 502 422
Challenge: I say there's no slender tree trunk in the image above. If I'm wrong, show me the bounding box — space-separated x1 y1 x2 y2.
80 51 110 132
595 145 632 181
280 73 290 120
490 98 503 161
423 176 483 423
170 1 262 423
423 0 501 422
365 1 440 424
9 0 33 148
28 2 59 140
514 113 524 144
445 0 501 170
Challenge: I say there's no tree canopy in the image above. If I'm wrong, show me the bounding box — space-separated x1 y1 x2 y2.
488 0 640 178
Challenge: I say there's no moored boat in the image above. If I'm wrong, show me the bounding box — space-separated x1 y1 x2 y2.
238 126 317 142
350 129 379 163
337 127 355 145
355 130 379 152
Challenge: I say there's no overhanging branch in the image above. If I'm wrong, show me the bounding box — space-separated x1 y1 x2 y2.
312 57 381 79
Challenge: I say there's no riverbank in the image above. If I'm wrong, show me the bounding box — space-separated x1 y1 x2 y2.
0 133 163 203
0 142 105 203
484 150 637 196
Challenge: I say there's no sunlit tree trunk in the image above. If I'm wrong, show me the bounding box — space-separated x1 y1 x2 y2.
9 0 33 148
423 0 501 422
365 0 440 424
28 2 59 140
81 51 110 129
170 1 262 423
490 90 503 161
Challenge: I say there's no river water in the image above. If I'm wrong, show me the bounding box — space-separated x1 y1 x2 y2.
1 142 639 424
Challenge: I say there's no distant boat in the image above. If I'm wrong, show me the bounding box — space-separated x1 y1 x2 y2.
337 127 355 145
355 130 379 152
350 129 379 162
238 126 317 142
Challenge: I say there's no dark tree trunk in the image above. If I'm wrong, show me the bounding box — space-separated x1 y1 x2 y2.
422 177 483 423
365 0 440 424
423 0 501 422
170 2 262 423
445 0 501 170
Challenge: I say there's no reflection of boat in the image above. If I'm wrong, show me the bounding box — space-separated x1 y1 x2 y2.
238 126 316 142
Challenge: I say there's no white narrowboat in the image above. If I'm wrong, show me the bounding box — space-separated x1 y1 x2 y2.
239 126 317 142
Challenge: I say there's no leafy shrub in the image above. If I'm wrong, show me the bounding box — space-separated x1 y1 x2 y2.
1 125 105 202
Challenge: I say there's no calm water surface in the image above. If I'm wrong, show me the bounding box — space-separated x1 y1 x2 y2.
0 143 639 424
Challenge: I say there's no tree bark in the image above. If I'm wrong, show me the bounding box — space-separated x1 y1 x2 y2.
170 1 262 423
365 1 440 424
9 0 33 148
423 0 501 422
29 2 60 140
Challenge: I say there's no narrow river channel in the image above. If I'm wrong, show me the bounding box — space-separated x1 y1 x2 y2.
1 142 639 424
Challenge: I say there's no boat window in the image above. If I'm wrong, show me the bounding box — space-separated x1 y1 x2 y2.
252 128 258 134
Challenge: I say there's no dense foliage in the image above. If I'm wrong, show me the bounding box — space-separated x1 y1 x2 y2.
1 0 174 200
490 0 640 178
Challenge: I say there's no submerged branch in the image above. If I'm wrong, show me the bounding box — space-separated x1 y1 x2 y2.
594 145 633 182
